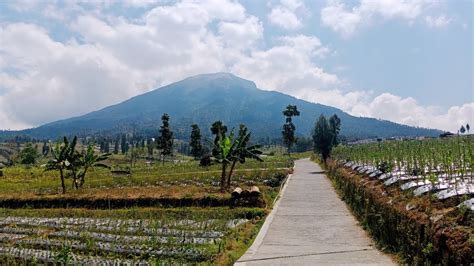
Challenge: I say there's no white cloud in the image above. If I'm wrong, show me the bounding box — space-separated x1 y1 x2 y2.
268 0 305 30
349 93 474 132
268 6 302 30
321 0 437 37
424 15 451 28
321 2 362 37
231 35 339 93
0 1 471 134
218 16 263 51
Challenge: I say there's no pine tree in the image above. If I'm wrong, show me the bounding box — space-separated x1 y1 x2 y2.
281 105 300 156
157 114 173 165
190 124 203 159
120 134 127 154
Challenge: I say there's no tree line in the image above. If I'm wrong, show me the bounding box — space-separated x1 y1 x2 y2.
8 104 345 193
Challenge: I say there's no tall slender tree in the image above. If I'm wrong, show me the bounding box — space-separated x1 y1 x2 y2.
120 134 127 154
113 137 119 154
328 114 341 146
282 105 300 156
157 113 173 165
190 124 203 159
42 141 49 156
313 114 338 164
466 123 470 134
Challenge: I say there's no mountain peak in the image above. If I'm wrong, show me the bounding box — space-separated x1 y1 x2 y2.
8 73 441 141
177 72 257 91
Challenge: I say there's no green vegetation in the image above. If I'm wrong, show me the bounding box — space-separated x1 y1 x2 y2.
157 113 174 165
0 127 298 264
190 124 203 159
18 143 38 165
312 114 341 163
281 105 300 155
211 123 263 192
332 135 473 183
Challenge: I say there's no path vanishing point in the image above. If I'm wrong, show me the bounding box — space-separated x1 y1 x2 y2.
236 158 396 265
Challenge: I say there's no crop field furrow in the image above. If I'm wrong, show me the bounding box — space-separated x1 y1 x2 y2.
333 136 474 200
1 238 212 261
0 246 150 265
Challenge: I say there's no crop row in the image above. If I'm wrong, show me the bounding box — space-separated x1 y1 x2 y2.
0 215 250 264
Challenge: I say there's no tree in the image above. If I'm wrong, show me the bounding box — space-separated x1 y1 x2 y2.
45 137 78 194
74 144 110 188
42 141 49 156
313 114 338 163
211 121 227 147
120 134 128 154
460 125 466 134
157 113 174 165
282 105 300 156
19 143 38 165
225 124 263 188
190 124 203 159
212 127 233 192
128 145 144 168
146 138 154 158
467 123 470 134
328 114 341 146
113 137 119 154
210 122 263 191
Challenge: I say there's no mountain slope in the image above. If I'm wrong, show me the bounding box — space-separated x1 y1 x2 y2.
7 73 440 140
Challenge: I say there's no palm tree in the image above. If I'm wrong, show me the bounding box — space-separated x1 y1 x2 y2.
45 137 77 194
226 125 263 188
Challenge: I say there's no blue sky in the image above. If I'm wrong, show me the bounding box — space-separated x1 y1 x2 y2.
0 0 472 132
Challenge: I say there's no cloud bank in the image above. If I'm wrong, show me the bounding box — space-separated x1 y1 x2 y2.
0 0 471 133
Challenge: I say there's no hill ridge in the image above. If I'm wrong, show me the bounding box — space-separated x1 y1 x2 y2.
0 73 441 140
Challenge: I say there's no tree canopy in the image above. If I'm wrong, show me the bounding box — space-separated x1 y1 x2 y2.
282 105 300 155
313 114 341 163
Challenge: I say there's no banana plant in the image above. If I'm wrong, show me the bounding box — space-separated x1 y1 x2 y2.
44 136 77 194
226 125 263 188
211 123 263 192
76 144 110 188
212 129 236 192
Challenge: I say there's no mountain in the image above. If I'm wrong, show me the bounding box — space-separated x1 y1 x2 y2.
1 73 441 141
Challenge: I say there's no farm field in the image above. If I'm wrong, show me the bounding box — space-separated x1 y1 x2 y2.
332 136 473 203
0 207 264 265
0 145 304 264
325 136 473 263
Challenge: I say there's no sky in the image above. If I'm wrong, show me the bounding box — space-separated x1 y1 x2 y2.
0 0 472 132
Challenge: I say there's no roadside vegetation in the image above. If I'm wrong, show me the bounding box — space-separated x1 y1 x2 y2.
316 134 473 264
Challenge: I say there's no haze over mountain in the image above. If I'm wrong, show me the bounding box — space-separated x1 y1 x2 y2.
1 73 440 141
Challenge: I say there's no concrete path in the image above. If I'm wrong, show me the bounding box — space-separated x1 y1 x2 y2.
236 158 395 265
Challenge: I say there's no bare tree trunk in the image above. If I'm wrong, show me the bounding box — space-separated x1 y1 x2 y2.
220 163 227 192
59 168 66 194
227 160 237 189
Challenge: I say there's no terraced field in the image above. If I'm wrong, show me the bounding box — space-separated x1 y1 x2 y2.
0 208 265 264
